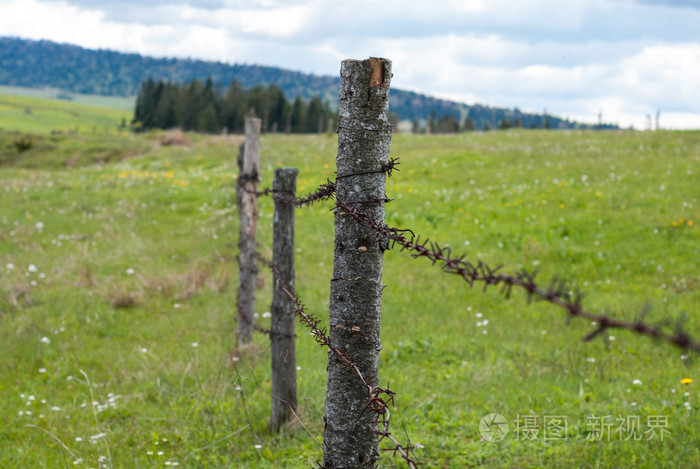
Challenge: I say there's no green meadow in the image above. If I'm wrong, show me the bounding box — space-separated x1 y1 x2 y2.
1 93 699 468
0 89 132 135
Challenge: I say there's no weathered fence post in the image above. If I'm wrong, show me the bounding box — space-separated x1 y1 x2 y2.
271 168 299 431
237 117 261 346
324 58 392 468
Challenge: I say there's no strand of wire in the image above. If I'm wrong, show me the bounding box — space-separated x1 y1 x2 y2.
248 157 400 207
255 252 421 468
336 201 700 355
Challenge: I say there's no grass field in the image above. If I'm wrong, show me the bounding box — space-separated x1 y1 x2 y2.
0 93 699 468
0 85 135 111
0 89 132 135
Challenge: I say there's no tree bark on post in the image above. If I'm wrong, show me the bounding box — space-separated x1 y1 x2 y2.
237 117 261 347
323 58 392 468
270 168 299 431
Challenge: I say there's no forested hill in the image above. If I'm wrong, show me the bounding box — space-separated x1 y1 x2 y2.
0 36 611 130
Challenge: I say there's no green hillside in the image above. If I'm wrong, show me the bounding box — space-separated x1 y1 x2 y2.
0 92 131 134
0 85 135 111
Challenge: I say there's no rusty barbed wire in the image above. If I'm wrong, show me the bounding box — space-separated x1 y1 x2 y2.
255 252 421 468
336 156 401 180
335 201 700 355
250 157 399 208
249 179 336 207
292 179 337 207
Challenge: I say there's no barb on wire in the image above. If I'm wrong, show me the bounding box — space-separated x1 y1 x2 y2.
336 201 700 355
255 252 421 468
253 157 398 208
293 179 337 207
336 156 401 180
245 180 337 207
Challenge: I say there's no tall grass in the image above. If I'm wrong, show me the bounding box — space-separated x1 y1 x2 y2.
0 97 699 467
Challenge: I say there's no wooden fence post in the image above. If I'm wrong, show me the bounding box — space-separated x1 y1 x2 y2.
237 117 261 347
270 168 299 431
324 58 392 468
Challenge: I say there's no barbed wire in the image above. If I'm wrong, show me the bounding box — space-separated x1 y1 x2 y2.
249 156 399 207
335 201 700 355
255 252 421 468
255 179 338 207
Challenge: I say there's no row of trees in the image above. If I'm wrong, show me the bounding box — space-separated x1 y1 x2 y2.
412 110 557 133
132 78 336 134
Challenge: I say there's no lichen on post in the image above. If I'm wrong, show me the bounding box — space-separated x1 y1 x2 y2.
323 57 392 468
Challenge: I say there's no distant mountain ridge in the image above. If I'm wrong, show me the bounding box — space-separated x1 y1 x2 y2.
0 36 612 130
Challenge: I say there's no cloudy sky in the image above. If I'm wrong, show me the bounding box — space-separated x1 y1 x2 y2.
2 0 699 129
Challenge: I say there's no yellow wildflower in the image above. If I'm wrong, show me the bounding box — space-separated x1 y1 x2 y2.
681 378 693 385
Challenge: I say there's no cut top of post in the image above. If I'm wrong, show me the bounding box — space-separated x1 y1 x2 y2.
338 58 392 133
